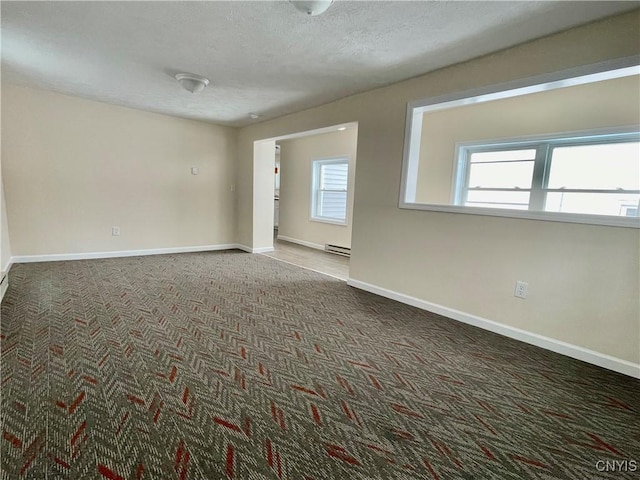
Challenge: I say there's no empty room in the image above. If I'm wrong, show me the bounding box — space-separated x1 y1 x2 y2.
1 2 639 479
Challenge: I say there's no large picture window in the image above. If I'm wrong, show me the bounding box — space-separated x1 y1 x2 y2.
311 158 349 224
398 58 640 228
454 132 640 217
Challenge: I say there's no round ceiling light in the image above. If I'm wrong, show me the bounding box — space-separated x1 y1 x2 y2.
175 73 210 94
289 0 333 16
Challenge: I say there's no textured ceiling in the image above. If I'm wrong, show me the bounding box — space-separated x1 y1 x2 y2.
1 1 636 126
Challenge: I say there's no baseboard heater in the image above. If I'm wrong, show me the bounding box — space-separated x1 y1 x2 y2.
325 244 351 257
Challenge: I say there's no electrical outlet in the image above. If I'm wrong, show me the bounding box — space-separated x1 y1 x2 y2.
191 167 199 175
514 281 528 299
112 226 121 236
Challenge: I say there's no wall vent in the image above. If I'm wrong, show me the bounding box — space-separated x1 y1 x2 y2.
325 244 351 257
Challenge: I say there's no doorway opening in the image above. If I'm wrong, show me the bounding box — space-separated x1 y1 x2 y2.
252 122 358 280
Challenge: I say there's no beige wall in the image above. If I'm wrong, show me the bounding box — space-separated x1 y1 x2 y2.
417 75 640 203
237 11 640 365
2 85 237 256
278 128 357 248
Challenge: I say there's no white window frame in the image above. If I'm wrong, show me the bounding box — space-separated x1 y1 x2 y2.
398 56 640 228
453 130 640 215
311 157 349 226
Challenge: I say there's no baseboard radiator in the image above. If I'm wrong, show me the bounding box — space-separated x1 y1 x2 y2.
325 244 351 257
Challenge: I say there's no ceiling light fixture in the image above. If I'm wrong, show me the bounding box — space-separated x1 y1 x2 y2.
249 113 260 119
289 0 333 16
338 127 347 131
175 73 210 93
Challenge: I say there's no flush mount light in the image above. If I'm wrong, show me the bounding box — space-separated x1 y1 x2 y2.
175 73 210 93
338 127 347 131
289 0 333 16
249 113 260 120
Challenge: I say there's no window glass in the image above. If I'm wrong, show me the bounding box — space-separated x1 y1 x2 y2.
467 161 534 189
466 190 530 209
455 133 639 219
545 192 640 217
312 159 348 223
470 149 537 163
320 163 348 190
547 142 640 190
318 191 347 220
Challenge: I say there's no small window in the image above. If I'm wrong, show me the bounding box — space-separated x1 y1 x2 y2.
311 158 349 224
454 132 640 217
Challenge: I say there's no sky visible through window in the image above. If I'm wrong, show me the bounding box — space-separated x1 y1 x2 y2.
463 141 640 216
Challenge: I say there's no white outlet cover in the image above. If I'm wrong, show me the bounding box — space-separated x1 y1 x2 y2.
191 167 199 175
514 281 528 299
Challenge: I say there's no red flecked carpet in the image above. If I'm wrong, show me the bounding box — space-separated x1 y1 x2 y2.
1 251 638 479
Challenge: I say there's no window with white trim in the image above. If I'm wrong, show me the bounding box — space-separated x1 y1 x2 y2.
454 132 640 217
311 158 349 224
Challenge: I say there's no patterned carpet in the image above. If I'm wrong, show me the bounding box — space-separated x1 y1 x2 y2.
1 251 638 480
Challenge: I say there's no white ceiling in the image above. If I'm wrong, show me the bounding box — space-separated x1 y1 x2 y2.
1 1 636 126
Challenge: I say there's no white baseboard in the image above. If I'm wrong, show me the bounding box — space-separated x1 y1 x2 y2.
1 261 13 302
1 260 12 275
229 244 275 254
236 244 254 253
10 243 278 263
277 235 325 251
0 272 8 302
347 278 640 379
253 246 275 253
11 244 242 263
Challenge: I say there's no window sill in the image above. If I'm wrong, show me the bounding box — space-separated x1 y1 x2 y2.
398 202 640 229
310 217 348 226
